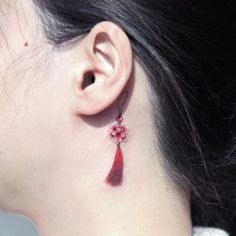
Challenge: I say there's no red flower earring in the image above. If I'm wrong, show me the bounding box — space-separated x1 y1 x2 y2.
105 91 129 187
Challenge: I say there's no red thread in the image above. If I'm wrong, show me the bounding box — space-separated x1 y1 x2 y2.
105 144 123 186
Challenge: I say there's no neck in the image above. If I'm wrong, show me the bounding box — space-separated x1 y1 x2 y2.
31 179 192 236
2 113 192 236
20 145 192 236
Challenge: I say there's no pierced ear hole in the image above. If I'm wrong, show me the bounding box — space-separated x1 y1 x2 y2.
82 72 95 90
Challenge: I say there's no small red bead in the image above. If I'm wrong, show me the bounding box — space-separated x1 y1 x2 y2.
116 116 123 123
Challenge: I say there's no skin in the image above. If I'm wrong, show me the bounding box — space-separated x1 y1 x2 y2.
0 1 192 235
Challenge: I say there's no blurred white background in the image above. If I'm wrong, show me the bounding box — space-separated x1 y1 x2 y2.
0 211 39 236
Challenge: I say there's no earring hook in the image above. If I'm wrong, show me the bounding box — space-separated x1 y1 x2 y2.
117 91 128 118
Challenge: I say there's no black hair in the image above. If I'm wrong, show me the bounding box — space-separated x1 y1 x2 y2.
33 0 236 234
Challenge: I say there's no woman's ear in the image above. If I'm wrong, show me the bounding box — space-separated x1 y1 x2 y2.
71 21 133 116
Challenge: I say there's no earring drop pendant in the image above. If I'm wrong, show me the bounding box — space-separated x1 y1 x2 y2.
105 91 128 187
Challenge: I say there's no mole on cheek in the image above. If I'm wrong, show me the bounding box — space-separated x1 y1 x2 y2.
24 42 29 47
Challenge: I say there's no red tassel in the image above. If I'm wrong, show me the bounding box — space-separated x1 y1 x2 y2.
105 144 123 186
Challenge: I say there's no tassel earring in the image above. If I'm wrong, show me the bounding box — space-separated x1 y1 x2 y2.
105 91 129 187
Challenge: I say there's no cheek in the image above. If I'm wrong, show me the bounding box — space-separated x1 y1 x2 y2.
0 71 68 197
0 0 74 203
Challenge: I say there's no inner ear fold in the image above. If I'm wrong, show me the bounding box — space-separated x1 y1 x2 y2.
94 33 115 68
91 32 118 77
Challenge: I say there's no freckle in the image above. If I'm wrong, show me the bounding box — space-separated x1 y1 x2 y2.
24 42 29 47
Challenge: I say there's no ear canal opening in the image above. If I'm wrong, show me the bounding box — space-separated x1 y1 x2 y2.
82 71 95 90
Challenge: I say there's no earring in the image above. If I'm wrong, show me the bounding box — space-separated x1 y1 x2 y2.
105 91 129 187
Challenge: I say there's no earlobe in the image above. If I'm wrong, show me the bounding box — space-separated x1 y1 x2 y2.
71 21 133 116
